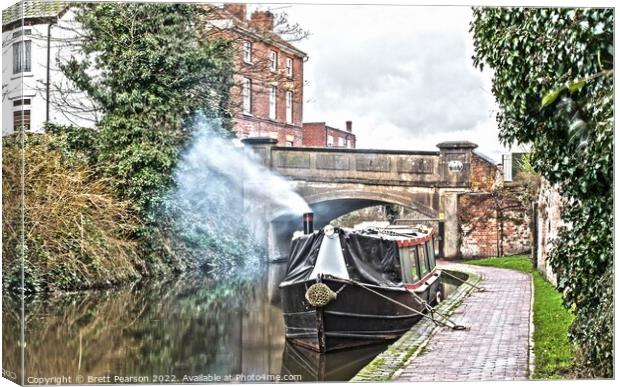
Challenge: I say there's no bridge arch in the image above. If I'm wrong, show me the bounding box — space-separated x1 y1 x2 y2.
302 189 438 225
268 186 439 260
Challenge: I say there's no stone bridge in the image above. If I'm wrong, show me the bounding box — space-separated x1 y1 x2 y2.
242 138 498 260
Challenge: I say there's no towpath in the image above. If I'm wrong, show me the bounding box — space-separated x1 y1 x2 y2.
394 261 532 381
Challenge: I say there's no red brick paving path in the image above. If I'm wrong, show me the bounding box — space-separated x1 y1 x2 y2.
395 262 532 381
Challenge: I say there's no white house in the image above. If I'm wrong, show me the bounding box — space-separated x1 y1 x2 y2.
2 0 98 136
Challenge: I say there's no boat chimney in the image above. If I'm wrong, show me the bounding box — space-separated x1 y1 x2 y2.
303 212 314 234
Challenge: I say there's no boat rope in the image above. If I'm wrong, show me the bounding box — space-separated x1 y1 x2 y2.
335 284 347 295
400 281 463 330
441 269 485 292
340 278 467 331
407 286 439 318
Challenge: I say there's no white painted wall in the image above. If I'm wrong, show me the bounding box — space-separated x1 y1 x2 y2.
2 8 98 136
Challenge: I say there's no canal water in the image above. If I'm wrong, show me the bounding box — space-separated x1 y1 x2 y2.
2 263 463 383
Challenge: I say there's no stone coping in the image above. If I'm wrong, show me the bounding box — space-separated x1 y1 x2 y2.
351 267 482 382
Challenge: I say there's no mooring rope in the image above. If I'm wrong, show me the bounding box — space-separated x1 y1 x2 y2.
441 269 485 292
338 278 467 331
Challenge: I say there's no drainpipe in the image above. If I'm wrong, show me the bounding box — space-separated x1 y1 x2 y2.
324 125 328 147
46 20 57 125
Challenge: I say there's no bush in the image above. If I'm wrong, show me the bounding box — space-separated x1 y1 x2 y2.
471 8 613 377
2 133 142 292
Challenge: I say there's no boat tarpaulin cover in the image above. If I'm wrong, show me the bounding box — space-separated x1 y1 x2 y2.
339 231 403 286
280 231 325 286
281 229 403 287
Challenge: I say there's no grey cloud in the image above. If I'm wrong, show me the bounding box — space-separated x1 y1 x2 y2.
309 30 489 135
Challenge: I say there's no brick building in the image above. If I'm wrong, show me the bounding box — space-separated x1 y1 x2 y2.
206 4 307 146
302 121 356 148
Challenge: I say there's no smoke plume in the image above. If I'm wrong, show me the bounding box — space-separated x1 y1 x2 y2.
163 115 309 271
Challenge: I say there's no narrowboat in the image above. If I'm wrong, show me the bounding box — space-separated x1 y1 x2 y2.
279 213 441 353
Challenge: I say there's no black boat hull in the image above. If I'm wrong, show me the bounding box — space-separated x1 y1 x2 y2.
280 272 441 352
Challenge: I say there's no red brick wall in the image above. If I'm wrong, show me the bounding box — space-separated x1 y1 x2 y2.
326 127 356 148
470 153 499 191
231 37 304 145
235 116 302 146
301 122 326 146
458 189 531 258
302 122 356 148
206 5 305 146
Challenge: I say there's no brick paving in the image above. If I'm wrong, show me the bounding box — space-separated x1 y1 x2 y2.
394 262 532 382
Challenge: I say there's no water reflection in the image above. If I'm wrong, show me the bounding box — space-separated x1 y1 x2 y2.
2 265 464 383
1 262 389 383
281 342 391 381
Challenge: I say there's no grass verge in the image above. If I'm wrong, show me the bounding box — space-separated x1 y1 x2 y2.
465 255 575 379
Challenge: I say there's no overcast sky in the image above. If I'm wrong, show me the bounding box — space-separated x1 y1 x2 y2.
251 3 509 162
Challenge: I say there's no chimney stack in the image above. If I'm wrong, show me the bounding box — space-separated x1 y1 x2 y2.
250 10 274 31
346 121 352 132
223 3 246 20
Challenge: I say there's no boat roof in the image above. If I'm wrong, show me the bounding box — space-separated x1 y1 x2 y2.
351 225 433 248
282 226 435 288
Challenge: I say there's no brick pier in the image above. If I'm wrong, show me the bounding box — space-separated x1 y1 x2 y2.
394 262 532 381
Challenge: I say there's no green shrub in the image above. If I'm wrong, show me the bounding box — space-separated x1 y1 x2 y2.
471 8 613 377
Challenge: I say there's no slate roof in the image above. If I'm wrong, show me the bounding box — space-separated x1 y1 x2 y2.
2 1 68 26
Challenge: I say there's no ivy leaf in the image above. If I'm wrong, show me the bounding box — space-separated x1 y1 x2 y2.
593 22 605 35
541 88 562 108
567 78 587 93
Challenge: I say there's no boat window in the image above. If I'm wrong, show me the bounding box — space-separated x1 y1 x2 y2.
409 247 420 282
426 240 436 269
418 244 429 277
399 246 420 283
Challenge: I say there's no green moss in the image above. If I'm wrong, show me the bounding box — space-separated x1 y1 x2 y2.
466 255 575 379
353 357 390 381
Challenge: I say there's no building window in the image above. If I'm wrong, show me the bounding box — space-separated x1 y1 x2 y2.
338 137 345 147
269 86 277 120
13 40 31 74
286 58 293 77
242 78 252 114
327 135 334 147
13 110 31 131
285 91 293 124
285 140 294 147
12 29 31 38
243 41 252 63
347 139 353 148
269 50 277 71
13 98 31 107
